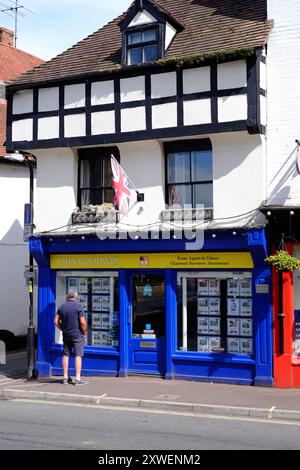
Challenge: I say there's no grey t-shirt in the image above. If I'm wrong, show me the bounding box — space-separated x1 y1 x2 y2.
57 300 85 340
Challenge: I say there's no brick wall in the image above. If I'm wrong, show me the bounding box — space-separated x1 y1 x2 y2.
0 27 14 47
267 0 300 205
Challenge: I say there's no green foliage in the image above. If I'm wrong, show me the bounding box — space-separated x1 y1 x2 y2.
265 250 300 272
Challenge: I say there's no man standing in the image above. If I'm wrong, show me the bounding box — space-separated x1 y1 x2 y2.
54 292 88 385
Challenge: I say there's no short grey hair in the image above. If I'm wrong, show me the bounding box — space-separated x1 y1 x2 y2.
67 291 79 300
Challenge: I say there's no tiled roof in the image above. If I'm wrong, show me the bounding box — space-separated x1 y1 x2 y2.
0 42 43 82
9 0 272 87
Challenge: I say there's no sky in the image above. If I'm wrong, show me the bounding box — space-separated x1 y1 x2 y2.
0 0 131 60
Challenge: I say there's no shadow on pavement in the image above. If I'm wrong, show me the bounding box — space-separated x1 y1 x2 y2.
0 349 27 380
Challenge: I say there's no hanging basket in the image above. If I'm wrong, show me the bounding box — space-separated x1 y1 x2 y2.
265 250 300 272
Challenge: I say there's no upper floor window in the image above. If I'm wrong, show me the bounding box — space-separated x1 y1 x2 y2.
165 140 213 209
126 27 159 65
78 147 119 209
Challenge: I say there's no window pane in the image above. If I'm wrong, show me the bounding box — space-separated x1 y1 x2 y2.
128 32 142 45
169 184 192 207
81 189 102 208
102 157 113 187
193 183 213 208
132 274 165 338
142 29 157 42
168 152 190 183
143 44 158 63
80 160 91 188
103 188 114 204
191 150 213 182
128 47 142 65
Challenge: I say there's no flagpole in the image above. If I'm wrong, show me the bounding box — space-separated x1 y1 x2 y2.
111 155 144 201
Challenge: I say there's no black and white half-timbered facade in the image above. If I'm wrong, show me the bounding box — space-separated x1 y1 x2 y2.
6 0 275 385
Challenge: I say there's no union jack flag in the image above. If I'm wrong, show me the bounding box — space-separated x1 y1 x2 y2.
111 156 136 215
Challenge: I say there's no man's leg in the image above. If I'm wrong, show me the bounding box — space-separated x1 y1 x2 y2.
62 355 69 379
75 355 82 381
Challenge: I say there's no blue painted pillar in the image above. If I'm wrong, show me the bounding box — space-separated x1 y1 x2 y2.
35 267 56 377
119 269 129 377
165 269 177 380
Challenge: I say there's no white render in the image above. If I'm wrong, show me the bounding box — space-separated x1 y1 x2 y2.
183 67 211 94
218 95 248 122
211 132 266 220
64 113 86 138
91 110 115 135
128 9 156 27
152 102 177 129
91 81 114 105
31 132 266 233
165 22 176 50
34 148 77 232
266 0 300 206
12 118 33 142
0 163 37 337
12 89 33 115
120 76 145 102
38 116 59 140
151 72 177 98
121 107 146 132
183 99 211 126
38 87 59 112
217 60 247 90
64 83 85 109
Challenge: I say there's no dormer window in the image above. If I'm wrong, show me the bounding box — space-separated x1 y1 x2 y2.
127 27 159 65
119 1 183 68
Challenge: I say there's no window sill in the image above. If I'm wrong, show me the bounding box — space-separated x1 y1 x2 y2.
72 209 119 225
160 208 213 222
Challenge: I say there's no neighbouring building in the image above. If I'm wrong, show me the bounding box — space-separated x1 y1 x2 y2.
6 0 276 385
0 27 43 347
260 0 300 388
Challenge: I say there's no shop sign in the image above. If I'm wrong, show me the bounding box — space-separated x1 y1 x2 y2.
50 252 254 270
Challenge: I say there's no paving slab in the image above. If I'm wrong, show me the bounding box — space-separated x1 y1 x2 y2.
1 375 300 414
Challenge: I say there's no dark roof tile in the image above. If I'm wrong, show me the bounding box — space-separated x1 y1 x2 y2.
9 0 272 86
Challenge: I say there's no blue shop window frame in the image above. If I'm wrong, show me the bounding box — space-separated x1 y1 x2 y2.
35 268 121 377
169 268 273 386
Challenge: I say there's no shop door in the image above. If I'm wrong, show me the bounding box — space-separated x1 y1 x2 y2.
128 273 166 376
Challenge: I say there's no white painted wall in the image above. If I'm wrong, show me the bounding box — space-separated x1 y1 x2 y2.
152 102 177 129
38 116 59 140
13 90 33 115
121 107 146 132
120 76 145 102
0 164 37 337
183 99 211 126
218 60 247 90
218 95 248 122
34 148 77 232
266 0 300 206
32 133 265 232
128 9 156 27
92 110 115 135
151 72 177 98
91 81 114 105
39 87 59 112
12 119 33 142
183 67 211 94
64 84 85 109
211 132 266 219
165 22 176 50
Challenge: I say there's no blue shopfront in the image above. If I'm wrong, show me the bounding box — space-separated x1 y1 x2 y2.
30 228 273 386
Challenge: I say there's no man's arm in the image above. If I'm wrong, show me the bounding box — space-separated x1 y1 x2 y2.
79 316 87 336
54 314 62 331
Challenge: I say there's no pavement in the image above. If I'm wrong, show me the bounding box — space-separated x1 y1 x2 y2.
2 371 300 422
